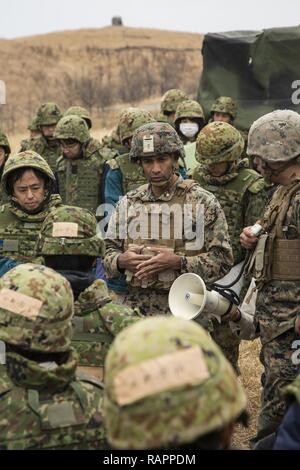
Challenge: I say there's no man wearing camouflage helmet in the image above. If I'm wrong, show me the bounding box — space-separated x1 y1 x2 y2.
64 105 93 130
210 96 237 124
55 114 107 214
237 110 300 445
104 121 233 316
193 121 267 370
0 150 61 264
157 88 188 126
25 102 63 171
19 116 41 152
174 99 205 174
35 205 140 380
0 264 106 449
103 316 248 450
0 128 11 205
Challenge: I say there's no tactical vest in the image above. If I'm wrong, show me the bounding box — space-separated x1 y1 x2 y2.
29 136 61 172
123 179 201 290
0 375 105 450
194 168 263 263
0 195 61 262
56 141 105 214
245 179 300 287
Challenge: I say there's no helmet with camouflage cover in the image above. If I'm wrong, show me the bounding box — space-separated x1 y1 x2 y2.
0 128 11 155
27 116 39 132
1 150 55 195
55 115 90 144
36 102 62 127
247 109 300 164
36 205 105 257
175 99 205 123
130 122 185 162
0 264 74 353
103 316 247 449
196 122 244 165
118 107 154 144
64 106 92 129
211 96 237 120
160 89 188 114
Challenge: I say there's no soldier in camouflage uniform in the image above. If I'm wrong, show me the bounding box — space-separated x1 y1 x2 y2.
0 263 106 449
238 110 300 444
193 121 267 370
157 88 188 126
103 316 247 449
0 150 62 264
35 205 140 380
25 102 63 171
0 129 11 205
19 116 41 152
210 96 237 124
104 122 233 316
55 115 107 214
64 106 93 129
174 99 205 174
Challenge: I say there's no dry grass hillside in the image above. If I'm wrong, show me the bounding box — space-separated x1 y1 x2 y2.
0 25 203 135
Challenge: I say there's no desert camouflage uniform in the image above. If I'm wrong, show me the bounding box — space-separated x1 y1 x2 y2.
103 316 247 449
55 115 107 213
0 150 61 263
26 103 63 171
104 122 233 318
244 110 300 443
0 264 106 450
193 122 267 371
36 204 140 379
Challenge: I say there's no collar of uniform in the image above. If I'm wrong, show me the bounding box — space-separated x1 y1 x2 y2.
6 349 77 393
8 194 62 222
140 175 184 202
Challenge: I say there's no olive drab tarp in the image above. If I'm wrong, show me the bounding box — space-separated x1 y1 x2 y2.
198 26 300 130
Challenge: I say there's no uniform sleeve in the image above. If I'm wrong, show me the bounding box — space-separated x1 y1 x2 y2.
243 180 268 227
183 188 234 284
273 400 300 450
103 197 127 279
104 168 124 209
0 257 20 277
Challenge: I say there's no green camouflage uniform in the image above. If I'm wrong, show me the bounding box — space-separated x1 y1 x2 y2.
104 122 233 318
0 150 62 263
193 121 267 371
103 316 247 449
26 103 63 171
36 205 140 378
0 129 11 205
101 127 127 160
19 116 41 152
55 115 107 213
244 110 300 443
0 264 106 450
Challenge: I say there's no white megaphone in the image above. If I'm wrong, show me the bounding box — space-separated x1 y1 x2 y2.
168 272 238 322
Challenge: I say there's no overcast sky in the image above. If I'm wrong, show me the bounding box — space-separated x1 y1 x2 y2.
1 0 299 39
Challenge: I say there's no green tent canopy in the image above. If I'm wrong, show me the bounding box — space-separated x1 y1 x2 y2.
198 25 300 130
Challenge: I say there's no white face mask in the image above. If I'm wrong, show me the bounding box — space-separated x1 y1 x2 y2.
179 122 199 138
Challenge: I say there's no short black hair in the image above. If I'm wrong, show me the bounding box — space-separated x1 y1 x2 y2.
6 167 52 196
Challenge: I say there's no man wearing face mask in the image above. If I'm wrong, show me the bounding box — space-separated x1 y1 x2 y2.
104 122 233 316
25 102 63 172
174 99 205 174
55 114 107 214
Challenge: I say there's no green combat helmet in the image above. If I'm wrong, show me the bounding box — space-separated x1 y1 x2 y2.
27 116 39 132
211 96 237 120
0 264 74 353
36 205 105 257
247 109 300 164
160 89 188 114
55 115 90 144
175 99 205 123
196 121 244 165
103 316 247 449
129 121 185 162
118 107 154 144
1 150 55 194
35 102 62 127
0 129 11 156
64 106 92 129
